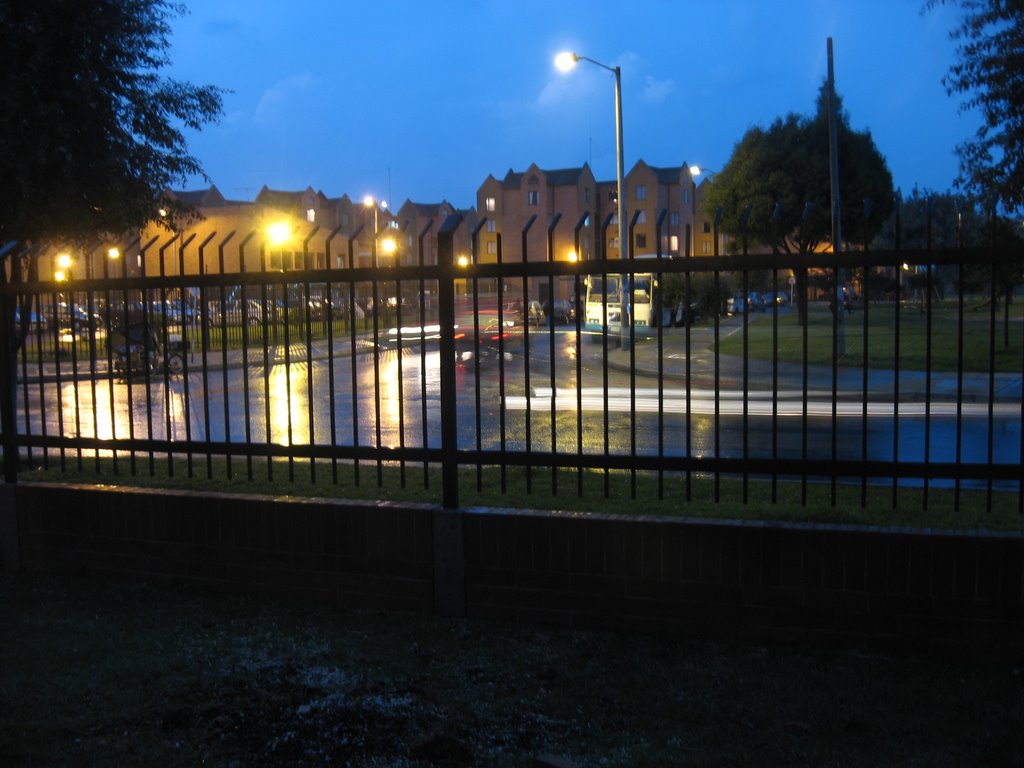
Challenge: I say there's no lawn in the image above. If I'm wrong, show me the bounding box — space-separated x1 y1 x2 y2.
717 303 1023 372
2 570 1022 767
17 458 1024 532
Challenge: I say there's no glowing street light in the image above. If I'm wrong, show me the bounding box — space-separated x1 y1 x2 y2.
267 221 291 247
555 49 629 347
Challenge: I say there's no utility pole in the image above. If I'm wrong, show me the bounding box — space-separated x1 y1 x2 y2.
827 37 846 356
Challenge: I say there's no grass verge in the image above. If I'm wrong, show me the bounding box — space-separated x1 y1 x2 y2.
717 305 1023 372
15 456 1024 532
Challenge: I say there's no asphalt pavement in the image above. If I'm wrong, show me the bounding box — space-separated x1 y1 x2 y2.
17 317 1023 404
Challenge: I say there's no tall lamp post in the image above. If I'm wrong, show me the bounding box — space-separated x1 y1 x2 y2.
555 51 630 349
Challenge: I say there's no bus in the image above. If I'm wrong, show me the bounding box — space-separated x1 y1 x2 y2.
583 271 660 335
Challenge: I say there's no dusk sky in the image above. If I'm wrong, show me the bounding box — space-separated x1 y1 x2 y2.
168 0 977 210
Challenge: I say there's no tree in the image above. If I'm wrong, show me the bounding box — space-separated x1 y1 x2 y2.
703 83 895 255
702 82 895 324
0 0 224 249
926 0 1024 212
0 0 222 481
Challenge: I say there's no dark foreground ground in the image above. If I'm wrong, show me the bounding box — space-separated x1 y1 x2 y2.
1 571 1022 767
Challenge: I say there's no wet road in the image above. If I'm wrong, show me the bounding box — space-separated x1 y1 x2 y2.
19 329 1021 476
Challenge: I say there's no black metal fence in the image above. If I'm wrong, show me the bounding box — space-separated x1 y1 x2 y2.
1 212 1021 515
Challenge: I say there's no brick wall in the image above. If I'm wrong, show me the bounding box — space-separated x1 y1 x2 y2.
6 484 1023 658
11 483 436 613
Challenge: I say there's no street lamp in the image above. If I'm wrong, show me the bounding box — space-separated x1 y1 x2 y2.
555 50 629 348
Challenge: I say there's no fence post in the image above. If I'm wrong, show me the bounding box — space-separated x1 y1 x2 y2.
0 242 22 484
434 214 466 619
437 213 462 509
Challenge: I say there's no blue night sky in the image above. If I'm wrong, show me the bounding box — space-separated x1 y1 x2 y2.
169 0 976 209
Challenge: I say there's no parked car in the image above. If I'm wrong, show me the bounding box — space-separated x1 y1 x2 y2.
14 306 48 331
747 292 769 312
546 299 576 324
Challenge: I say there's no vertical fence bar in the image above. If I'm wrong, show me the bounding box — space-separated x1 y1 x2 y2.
196 232 216 479
920 200 934 509
655 209 667 499
601 213 613 497
393 228 406 489
437 214 462 510
302 226 319 483
369 225 384 487
521 215 536 496
177 233 196 479
417 221 434 489
494 231 508 493
628 211 639 499
892 255 902 509
218 232 236 480
0 242 19 483
573 214 587 497
323 225 343 486
347 226 363 487
546 214 561 495
472 218 488 492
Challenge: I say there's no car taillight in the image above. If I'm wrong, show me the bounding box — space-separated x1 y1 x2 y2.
454 332 466 340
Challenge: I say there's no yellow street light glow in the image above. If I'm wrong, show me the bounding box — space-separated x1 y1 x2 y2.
54 270 67 282
566 250 579 262
381 237 397 255
107 247 121 259
363 195 375 207
267 221 291 246
457 255 470 268
57 253 72 270
689 165 702 176
554 51 578 72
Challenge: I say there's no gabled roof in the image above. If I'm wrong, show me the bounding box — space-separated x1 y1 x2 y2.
256 186 330 212
544 166 587 186
651 166 684 185
501 164 591 190
501 169 524 190
167 185 227 208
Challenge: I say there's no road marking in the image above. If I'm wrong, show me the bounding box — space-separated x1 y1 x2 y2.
505 387 1019 418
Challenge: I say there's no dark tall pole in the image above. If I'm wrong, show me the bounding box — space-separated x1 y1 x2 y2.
827 37 846 355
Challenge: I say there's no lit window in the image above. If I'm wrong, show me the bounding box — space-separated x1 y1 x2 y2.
635 184 646 201
528 190 539 206
307 208 316 223
670 235 679 251
485 197 496 212
486 241 497 254
702 241 711 255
